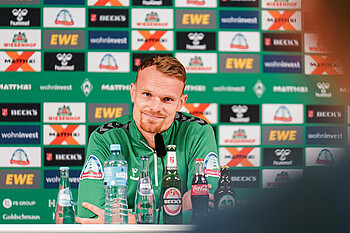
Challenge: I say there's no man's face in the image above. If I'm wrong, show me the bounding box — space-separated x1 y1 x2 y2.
130 66 187 134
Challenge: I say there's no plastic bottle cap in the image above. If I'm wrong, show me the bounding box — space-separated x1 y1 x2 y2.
110 144 121 151
59 167 69 171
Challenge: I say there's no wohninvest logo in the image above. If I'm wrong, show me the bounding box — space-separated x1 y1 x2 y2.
44 169 80 188
89 31 128 49
263 55 302 73
220 10 259 29
0 126 40 144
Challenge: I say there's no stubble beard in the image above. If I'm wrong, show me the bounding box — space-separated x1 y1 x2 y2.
139 114 164 133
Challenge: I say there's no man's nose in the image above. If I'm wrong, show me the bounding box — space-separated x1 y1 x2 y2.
150 97 161 111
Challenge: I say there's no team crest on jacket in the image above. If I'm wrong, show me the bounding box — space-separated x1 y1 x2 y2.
80 155 104 180
204 152 221 177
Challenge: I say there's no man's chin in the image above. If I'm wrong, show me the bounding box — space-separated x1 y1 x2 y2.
140 121 163 134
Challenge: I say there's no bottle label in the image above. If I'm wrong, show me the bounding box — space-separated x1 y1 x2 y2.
218 195 236 211
104 166 128 186
191 184 209 196
166 152 177 169
137 177 154 195
163 187 182 216
57 188 74 207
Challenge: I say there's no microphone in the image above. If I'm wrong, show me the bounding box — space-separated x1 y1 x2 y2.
155 133 166 224
155 133 166 159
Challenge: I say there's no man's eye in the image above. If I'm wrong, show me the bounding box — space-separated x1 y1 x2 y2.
164 97 173 102
144 93 151 97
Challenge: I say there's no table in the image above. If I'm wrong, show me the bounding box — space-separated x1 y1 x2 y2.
0 224 196 233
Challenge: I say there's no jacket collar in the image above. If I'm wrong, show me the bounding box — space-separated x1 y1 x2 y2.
129 118 177 153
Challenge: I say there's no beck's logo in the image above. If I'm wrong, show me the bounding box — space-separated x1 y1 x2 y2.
2 109 8 117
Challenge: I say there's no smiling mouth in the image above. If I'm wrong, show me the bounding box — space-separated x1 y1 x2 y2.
142 112 164 120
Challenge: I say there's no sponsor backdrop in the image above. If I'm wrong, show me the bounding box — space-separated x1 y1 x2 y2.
0 0 348 224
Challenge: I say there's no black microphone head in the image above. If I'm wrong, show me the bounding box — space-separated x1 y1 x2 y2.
155 133 166 158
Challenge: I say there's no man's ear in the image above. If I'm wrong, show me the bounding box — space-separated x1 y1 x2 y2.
130 83 136 103
177 94 188 112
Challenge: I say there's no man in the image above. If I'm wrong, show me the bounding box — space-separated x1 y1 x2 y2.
76 55 220 224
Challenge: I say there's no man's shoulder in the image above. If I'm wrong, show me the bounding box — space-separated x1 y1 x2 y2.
175 112 209 127
95 114 133 135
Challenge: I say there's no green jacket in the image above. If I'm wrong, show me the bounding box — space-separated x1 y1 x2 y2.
77 112 220 222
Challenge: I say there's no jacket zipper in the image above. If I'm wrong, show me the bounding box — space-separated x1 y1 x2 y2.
139 140 158 187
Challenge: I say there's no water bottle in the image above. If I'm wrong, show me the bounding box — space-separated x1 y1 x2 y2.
104 144 128 224
135 156 156 224
55 167 75 224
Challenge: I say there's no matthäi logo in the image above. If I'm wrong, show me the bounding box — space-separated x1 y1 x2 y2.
315 82 332 98
81 78 93 97
253 80 265 98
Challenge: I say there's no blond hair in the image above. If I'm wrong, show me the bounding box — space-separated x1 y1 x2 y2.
136 55 187 87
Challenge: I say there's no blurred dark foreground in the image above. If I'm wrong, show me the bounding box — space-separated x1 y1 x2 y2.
196 158 350 233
